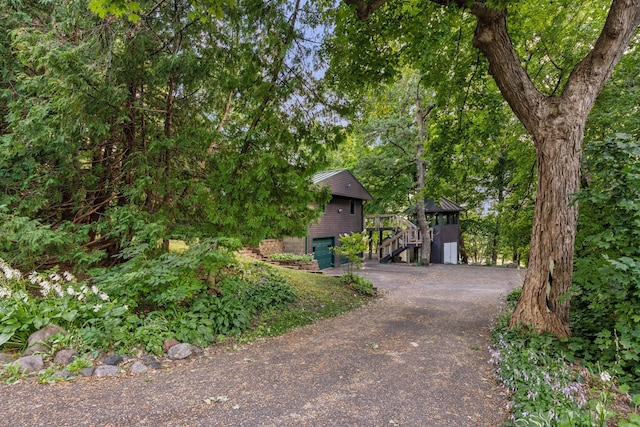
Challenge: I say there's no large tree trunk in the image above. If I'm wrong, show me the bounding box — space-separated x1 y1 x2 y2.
510 122 583 337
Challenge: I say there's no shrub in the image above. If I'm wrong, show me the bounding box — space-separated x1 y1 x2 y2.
0 260 118 352
332 232 369 274
491 288 640 426
339 273 375 296
571 134 640 389
1 238 298 355
269 253 314 262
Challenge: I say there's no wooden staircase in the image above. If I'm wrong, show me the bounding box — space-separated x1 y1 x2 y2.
365 214 433 263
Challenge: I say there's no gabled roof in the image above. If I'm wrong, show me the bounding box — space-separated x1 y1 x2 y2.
405 197 465 214
424 197 465 213
313 169 373 201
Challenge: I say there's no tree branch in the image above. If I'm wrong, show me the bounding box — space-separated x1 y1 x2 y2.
469 3 545 140
562 0 640 117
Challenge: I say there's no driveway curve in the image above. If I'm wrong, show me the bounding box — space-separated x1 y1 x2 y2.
1 263 524 427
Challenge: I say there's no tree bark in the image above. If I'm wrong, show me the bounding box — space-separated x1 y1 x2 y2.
509 121 582 337
414 95 433 266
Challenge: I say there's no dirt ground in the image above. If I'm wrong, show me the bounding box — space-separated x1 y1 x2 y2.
0 262 525 427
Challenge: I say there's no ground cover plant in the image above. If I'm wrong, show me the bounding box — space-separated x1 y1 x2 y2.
0 240 374 366
491 287 640 426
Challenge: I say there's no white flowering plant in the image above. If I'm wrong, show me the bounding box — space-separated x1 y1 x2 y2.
0 258 126 352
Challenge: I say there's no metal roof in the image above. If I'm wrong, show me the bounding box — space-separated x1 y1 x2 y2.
312 169 373 201
405 197 465 214
312 169 346 184
425 197 465 213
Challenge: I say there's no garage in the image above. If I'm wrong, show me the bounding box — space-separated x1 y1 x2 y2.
312 237 335 270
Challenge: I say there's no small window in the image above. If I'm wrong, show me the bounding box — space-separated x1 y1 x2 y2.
349 199 356 215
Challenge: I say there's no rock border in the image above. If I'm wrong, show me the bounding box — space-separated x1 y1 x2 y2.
0 324 204 383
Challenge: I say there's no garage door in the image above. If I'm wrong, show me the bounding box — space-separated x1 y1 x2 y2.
312 237 335 270
443 242 458 264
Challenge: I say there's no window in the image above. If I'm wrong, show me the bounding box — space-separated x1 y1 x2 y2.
349 199 356 215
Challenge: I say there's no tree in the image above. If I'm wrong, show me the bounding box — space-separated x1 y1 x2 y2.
0 0 338 269
328 10 535 269
338 0 640 337
332 232 369 274
337 70 434 264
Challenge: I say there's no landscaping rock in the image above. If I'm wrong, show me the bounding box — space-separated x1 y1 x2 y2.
93 365 119 377
167 343 199 360
23 324 67 356
53 349 78 366
0 353 16 365
16 354 44 373
79 367 94 377
163 339 180 352
141 355 162 370
129 361 148 375
101 355 124 366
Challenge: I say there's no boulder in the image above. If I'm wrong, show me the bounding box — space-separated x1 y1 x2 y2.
79 367 94 377
23 324 67 356
167 343 200 360
129 361 148 375
0 353 16 365
53 349 79 366
15 354 44 373
141 355 162 370
163 339 180 352
93 365 119 377
101 354 124 366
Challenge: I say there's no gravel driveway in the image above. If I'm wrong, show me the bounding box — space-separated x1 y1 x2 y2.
1 262 524 427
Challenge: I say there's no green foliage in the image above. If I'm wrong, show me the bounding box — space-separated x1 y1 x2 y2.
332 232 369 274
269 253 314 262
339 274 376 296
0 362 29 384
587 39 640 142
84 238 299 353
491 288 634 426
491 326 590 425
245 266 374 340
571 134 640 389
1 241 299 355
0 0 338 270
327 26 535 267
0 212 105 271
0 261 116 352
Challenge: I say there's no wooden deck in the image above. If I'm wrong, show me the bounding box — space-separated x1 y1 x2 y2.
365 215 432 263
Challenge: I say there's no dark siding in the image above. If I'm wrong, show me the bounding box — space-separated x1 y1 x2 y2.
307 196 365 267
430 224 460 264
319 172 372 201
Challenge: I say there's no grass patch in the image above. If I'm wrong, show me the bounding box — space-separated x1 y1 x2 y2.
238 264 372 341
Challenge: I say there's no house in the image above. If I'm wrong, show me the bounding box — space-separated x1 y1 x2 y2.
367 197 464 265
423 197 465 264
282 169 373 269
